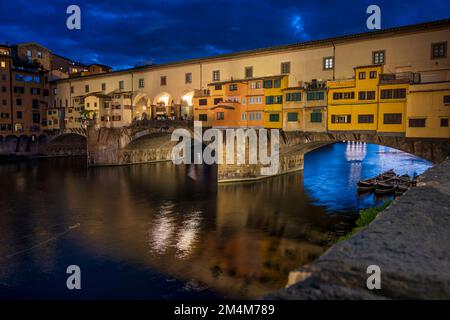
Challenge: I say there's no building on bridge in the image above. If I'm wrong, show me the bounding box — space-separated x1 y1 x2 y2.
282 80 327 132
47 18 450 139
192 75 288 128
327 65 409 134
407 82 450 138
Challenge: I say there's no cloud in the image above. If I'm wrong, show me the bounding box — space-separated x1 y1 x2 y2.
290 14 310 40
0 0 448 69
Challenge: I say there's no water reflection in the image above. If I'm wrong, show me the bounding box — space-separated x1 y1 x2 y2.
149 202 177 255
175 210 201 259
0 143 433 299
304 142 432 213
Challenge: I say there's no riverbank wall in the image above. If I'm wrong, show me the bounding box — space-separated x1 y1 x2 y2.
266 158 450 299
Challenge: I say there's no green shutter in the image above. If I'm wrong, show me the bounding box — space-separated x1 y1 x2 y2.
311 112 322 123
287 112 298 122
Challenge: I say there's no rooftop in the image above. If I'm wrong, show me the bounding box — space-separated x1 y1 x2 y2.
54 18 450 83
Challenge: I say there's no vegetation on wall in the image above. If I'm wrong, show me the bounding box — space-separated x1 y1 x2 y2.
338 200 393 242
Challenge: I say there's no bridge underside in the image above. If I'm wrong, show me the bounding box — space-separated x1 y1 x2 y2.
283 131 450 164
85 125 450 182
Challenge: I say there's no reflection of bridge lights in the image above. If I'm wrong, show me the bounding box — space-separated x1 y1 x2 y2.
149 202 175 255
345 141 367 162
148 203 202 259
175 210 201 259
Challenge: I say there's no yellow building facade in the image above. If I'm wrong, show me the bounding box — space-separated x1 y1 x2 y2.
328 65 410 135
282 80 327 132
263 76 288 129
406 82 450 138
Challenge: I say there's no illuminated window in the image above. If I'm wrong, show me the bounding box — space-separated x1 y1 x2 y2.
323 57 334 70
216 112 224 120
281 62 291 74
373 50 385 64
0 61 5 68
212 70 220 82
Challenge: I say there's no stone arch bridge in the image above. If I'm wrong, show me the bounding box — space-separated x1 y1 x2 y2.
0 128 87 156
85 121 450 183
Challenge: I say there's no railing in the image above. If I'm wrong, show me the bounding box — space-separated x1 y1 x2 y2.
129 119 193 129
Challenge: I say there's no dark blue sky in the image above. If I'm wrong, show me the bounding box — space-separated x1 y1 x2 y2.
1 0 449 70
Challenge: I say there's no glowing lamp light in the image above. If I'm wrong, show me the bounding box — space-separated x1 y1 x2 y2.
182 92 194 106
157 94 170 106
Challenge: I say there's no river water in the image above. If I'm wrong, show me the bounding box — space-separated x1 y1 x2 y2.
0 142 432 299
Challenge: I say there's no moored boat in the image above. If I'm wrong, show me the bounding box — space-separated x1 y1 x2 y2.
395 184 409 196
375 186 396 196
357 185 376 193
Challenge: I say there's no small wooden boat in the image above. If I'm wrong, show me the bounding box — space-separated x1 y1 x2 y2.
395 184 409 196
380 170 397 180
357 185 376 193
375 186 396 196
376 178 397 188
357 178 378 187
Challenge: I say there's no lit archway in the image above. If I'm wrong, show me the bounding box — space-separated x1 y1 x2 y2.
133 93 151 120
180 90 194 120
153 92 173 118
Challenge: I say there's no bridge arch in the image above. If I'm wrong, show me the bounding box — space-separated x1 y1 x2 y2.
282 131 450 163
48 132 87 145
133 93 151 121
17 135 29 152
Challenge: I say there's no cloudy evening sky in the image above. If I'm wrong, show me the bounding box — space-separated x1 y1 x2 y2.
0 0 449 70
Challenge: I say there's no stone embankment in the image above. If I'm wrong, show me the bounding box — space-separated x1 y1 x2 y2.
266 158 450 299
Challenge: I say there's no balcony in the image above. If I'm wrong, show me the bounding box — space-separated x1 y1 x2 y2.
379 72 420 84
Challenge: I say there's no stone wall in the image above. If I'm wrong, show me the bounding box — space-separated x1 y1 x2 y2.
0 134 86 157
87 125 177 166
266 158 450 299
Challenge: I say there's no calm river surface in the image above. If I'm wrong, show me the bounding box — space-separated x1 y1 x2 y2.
0 142 432 299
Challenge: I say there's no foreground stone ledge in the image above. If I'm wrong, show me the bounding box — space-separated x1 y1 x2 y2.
265 159 450 300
